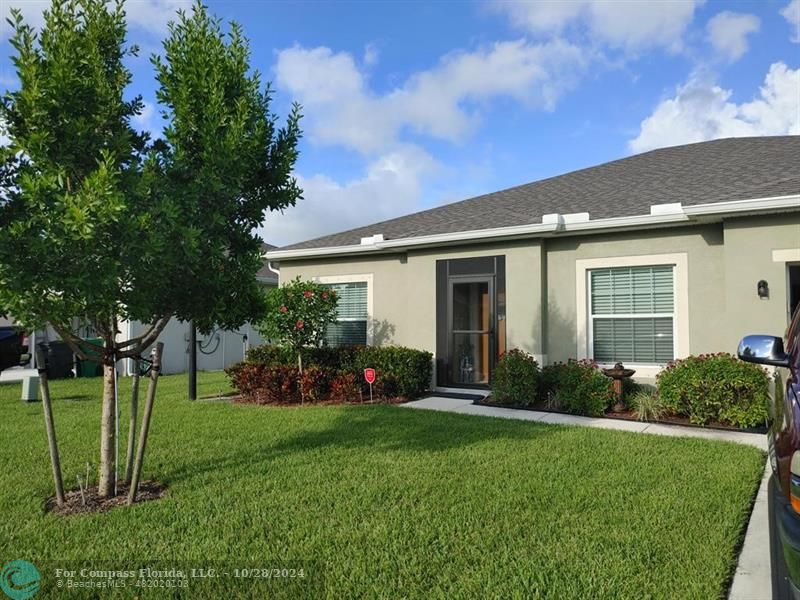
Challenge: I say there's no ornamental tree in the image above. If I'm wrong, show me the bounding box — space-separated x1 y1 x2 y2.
258 277 339 373
0 0 302 499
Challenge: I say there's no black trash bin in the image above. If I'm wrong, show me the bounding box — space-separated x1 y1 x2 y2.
43 341 74 379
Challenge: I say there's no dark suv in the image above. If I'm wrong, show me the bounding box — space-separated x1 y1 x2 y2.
0 326 29 372
739 306 800 598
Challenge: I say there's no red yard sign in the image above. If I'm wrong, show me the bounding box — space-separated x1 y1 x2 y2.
363 368 376 384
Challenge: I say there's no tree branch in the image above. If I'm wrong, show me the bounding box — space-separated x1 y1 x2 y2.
50 323 92 362
116 316 169 350
117 317 171 360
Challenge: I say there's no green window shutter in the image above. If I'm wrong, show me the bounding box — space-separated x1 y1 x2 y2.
323 282 368 346
590 266 674 364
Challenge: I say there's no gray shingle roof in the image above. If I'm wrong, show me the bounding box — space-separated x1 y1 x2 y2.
278 136 800 252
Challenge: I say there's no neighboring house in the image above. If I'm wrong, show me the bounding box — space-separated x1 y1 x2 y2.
267 136 800 386
119 242 278 375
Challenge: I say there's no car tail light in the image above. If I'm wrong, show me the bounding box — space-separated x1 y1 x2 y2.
791 452 800 513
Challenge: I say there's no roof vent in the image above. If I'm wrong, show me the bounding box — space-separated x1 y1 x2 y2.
562 212 590 223
542 213 563 225
650 203 683 216
360 233 385 245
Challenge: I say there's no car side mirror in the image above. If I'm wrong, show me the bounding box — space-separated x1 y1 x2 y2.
738 335 791 368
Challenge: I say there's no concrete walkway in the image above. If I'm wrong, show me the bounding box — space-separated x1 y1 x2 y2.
403 395 770 599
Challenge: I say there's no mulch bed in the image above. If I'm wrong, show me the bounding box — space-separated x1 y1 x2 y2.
45 480 167 516
475 399 767 434
232 396 407 407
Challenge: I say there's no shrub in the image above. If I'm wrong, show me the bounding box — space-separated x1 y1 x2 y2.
245 344 294 365
246 345 361 371
657 353 769 428
257 277 339 370
630 390 664 422
226 363 300 405
235 344 433 402
540 360 614 417
329 372 362 404
353 346 433 399
299 366 335 404
491 349 540 406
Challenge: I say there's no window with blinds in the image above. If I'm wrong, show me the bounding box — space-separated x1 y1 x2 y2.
589 265 674 364
323 281 368 346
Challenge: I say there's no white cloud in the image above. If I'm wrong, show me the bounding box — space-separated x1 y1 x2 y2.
258 145 439 246
363 43 379 67
1 0 188 40
0 118 9 147
122 0 189 36
132 100 161 138
783 0 800 43
706 12 760 62
491 0 702 52
275 39 588 154
629 62 800 153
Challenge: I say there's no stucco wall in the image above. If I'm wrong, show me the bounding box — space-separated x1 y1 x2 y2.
277 214 800 377
279 240 546 360
721 213 800 350
545 223 728 365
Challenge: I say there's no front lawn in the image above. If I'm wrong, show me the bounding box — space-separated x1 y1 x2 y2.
0 373 764 598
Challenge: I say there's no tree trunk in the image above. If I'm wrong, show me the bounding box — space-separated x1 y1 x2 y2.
98 360 117 497
298 352 304 405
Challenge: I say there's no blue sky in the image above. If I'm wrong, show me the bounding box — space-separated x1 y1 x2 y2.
2 0 799 246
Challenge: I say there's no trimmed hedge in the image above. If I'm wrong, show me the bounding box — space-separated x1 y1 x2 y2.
353 346 433 399
229 344 433 404
657 353 769 428
226 363 300 405
540 360 615 417
246 345 360 371
492 349 540 406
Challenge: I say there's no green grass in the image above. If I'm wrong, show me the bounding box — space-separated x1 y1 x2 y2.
0 372 764 599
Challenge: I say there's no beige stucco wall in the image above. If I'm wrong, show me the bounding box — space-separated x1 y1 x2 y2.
278 214 800 378
545 223 729 364
279 240 545 359
721 214 800 350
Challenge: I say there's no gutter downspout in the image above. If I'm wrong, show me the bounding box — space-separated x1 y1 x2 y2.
267 260 280 280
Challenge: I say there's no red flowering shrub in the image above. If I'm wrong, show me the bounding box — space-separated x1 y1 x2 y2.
257 277 339 371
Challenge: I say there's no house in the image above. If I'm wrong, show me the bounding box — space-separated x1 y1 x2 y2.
267 136 800 387
119 242 278 375
8 243 279 377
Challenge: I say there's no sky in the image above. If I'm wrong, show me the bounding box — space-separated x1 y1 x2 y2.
1 0 799 247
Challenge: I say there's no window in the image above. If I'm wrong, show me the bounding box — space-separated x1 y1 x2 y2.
589 265 674 364
324 281 368 346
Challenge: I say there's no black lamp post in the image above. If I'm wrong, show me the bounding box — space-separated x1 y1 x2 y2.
189 321 197 401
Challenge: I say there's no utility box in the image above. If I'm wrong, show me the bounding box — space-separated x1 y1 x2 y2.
21 375 39 402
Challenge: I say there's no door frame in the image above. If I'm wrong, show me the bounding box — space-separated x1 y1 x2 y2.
446 275 496 388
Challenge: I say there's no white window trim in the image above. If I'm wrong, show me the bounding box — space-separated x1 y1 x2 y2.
576 253 689 378
312 274 374 346
773 248 800 263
